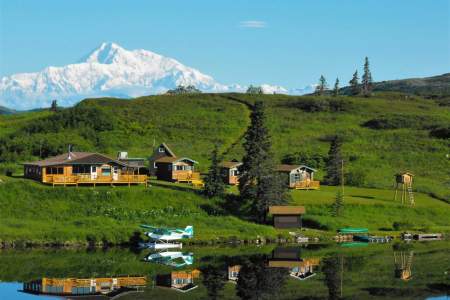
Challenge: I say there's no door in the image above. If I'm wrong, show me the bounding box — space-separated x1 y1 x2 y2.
90 166 97 180
113 166 119 181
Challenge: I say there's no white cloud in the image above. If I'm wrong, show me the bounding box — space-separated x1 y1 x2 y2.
239 20 267 28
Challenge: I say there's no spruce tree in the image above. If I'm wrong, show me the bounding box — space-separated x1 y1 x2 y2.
50 100 58 112
238 101 290 223
324 135 343 185
349 70 360 95
315 75 328 95
332 190 344 216
204 145 225 198
333 78 340 97
361 56 373 97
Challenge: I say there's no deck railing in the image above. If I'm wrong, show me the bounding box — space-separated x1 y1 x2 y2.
44 174 147 184
293 180 320 190
173 171 201 182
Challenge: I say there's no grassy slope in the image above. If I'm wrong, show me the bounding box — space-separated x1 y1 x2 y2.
0 93 449 243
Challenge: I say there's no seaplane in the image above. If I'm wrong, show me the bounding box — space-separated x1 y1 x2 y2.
144 251 194 268
139 225 194 250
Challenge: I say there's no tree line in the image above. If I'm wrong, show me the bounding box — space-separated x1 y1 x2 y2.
316 57 373 97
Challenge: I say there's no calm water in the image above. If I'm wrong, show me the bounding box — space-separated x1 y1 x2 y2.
0 241 448 300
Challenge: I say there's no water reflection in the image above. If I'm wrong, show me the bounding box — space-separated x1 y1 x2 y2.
143 250 194 267
22 276 147 298
2 241 448 299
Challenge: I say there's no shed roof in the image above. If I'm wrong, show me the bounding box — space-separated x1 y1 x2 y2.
23 152 129 167
269 206 305 215
220 161 242 169
396 171 414 177
276 164 316 173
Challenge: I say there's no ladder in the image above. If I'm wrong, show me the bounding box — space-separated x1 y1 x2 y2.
407 183 415 206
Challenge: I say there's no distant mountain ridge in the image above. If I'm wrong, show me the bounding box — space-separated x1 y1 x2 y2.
340 73 450 96
0 42 313 110
0 106 16 115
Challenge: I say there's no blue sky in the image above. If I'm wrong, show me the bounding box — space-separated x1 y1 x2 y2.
0 0 449 88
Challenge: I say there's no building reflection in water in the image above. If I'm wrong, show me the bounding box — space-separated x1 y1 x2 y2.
268 247 320 280
394 250 414 281
156 269 201 293
228 265 241 283
22 276 147 298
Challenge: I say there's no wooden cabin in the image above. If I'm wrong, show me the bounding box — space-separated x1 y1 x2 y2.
149 143 177 175
268 247 320 280
23 276 147 296
220 161 242 185
228 265 241 282
150 143 200 183
269 206 305 228
156 270 200 293
23 151 147 186
276 164 320 189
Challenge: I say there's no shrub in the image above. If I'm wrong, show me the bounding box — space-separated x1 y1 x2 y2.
429 127 450 139
392 221 414 231
288 97 352 113
362 114 444 130
345 170 367 186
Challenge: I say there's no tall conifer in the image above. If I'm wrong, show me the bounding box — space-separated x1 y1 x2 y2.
362 57 373 97
324 135 343 185
238 101 290 223
349 70 360 95
204 145 225 198
315 75 328 95
333 78 340 97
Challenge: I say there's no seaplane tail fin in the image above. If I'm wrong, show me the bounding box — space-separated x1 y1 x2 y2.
184 226 194 237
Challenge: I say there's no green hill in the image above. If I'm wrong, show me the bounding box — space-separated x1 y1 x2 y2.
0 105 16 115
0 92 449 245
1 92 448 201
340 73 450 97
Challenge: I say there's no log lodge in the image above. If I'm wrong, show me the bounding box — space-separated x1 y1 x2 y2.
23 151 147 186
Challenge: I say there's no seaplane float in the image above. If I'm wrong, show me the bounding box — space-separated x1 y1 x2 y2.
139 224 194 250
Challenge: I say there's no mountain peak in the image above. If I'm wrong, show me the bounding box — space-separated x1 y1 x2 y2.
81 42 127 64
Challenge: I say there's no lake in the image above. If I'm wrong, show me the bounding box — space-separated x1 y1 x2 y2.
0 241 448 299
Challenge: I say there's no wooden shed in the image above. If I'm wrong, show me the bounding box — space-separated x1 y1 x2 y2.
268 247 320 280
395 172 413 184
268 206 305 228
220 161 242 185
276 165 320 189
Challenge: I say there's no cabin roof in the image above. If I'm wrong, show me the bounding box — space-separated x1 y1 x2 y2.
276 164 316 173
23 152 129 167
159 143 177 157
155 156 198 164
269 206 305 215
220 161 242 169
396 171 414 177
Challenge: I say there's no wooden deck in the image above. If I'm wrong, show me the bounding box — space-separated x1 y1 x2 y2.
172 171 201 183
292 181 320 190
43 174 148 186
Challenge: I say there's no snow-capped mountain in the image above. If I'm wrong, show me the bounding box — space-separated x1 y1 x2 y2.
0 42 311 110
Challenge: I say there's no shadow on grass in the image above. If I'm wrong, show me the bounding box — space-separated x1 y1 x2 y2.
350 195 375 199
149 181 203 195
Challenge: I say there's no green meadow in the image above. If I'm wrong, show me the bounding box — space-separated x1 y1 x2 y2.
0 92 448 244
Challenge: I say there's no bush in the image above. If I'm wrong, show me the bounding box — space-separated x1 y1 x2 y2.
362 114 444 130
289 97 352 113
282 151 326 169
345 170 367 186
429 127 450 139
392 221 414 231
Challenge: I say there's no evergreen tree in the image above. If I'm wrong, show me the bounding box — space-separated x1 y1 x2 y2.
323 255 344 300
324 135 343 185
349 70 360 95
204 145 225 198
246 85 264 94
361 56 373 97
332 190 344 216
50 100 58 112
315 75 328 95
333 78 340 97
238 101 290 223
236 255 289 300
201 264 227 300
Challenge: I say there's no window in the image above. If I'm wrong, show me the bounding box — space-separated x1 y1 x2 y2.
231 169 239 176
158 147 165 153
46 167 63 175
153 162 157 168
72 165 91 174
101 167 111 176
